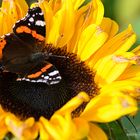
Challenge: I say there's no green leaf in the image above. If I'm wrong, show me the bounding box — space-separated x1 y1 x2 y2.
120 112 140 140
99 121 130 140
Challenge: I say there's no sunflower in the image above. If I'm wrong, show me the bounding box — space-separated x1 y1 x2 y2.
0 0 139 139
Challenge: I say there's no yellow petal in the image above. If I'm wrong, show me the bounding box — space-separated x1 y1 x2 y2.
5 116 38 140
87 25 136 68
0 11 15 35
118 65 140 81
67 3 91 53
40 116 61 140
1 0 18 21
0 126 7 140
88 123 107 140
71 0 85 10
5 115 24 138
73 118 89 139
94 53 134 86
132 45 140 54
101 80 140 92
22 120 39 140
101 77 140 100
56 92 89 115
0 0 28 35
81 91 138 122
91 0 104 25
100 17 119 39
100 80 140 99
77 24 108 61
47 16 61 45
48 0 62 14
39 0 53 42
38 122 50 139
14 0 28 18
56 0 75 48
47 0 75 47
40 113 76 140
76 0 104 28
0 108 8 139
1 0 28 21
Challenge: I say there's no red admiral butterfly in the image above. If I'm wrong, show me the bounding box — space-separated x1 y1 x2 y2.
0 7 62 85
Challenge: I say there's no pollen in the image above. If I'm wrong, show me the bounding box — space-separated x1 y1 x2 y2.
112 55 130 63
96 26 103 35
122 99 130 108
130 55 140 65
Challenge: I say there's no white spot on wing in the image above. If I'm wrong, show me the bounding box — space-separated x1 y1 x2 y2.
48 70 59 76
1 35 5 38
16 20 20 23
20 18 24 20
37 79 43 82
44 76 49 80
25 79 30 81
13 24 15 28
35 20 45 27
28 23 31 26
16 78 22 81
56 76 62 79
43 80 47 83
49 78 52 80
31 80 36 82
25 13 28 17
29 17 34 22
39 12 43 16
6 33 10 36
50 81 60 85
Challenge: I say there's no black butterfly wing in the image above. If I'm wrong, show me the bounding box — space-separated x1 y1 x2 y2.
0 33 35 74
13 6 46 44
0 6 46 74
0 6 57 85
17 62 62 85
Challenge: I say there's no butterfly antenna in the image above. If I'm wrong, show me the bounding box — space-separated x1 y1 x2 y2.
48 53 69 59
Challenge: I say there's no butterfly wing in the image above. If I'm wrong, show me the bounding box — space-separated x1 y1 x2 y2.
0 6 59 85
0 7 46 74
0 33 35 74
13 6 46 44
17 62 62 85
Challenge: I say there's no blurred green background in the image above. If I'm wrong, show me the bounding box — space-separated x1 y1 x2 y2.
102 0 140 47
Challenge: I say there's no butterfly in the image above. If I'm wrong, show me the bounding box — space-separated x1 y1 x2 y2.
0 7 62 85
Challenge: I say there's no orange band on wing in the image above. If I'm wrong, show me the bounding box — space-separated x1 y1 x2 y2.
27 64 53 79
32 30 45 41
16 26 45 41
0 39 6 59
16 26 31 34
41 64 53 72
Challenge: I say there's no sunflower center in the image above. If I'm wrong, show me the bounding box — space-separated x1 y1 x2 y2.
0 45 98 120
